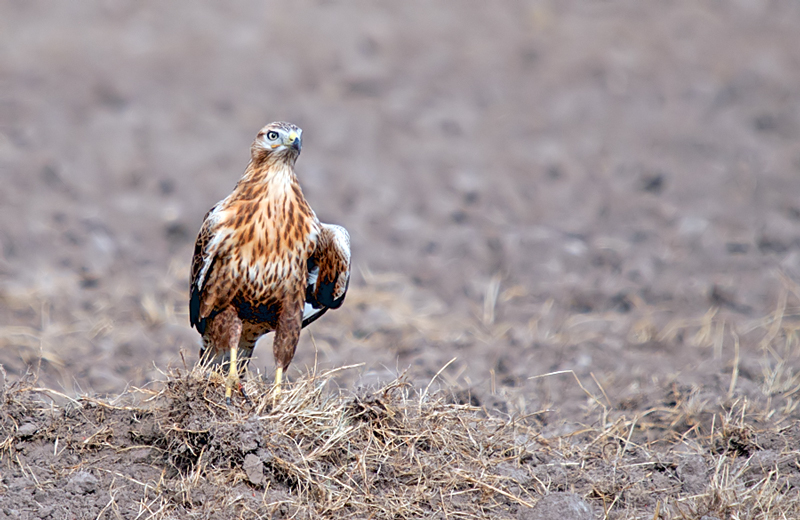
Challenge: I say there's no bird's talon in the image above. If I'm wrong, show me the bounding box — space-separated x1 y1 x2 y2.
239 384 253 405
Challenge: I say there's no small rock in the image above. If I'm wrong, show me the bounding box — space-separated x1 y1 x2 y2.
16 422 38 439
243 454 265 486
37 504 54 519
67 471 99 495
523 492 594 520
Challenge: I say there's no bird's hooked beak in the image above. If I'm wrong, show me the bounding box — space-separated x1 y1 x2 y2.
287 131 302 152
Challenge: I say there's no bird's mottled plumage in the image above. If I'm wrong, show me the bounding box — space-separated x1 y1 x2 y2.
190 122 350 402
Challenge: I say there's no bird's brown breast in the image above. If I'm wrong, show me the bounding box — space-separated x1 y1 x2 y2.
214 180 319 315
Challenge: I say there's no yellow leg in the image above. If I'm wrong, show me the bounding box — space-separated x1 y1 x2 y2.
225 345 239 406
272 366 283 400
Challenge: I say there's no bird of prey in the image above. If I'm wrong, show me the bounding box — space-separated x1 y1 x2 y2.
189 122 350 404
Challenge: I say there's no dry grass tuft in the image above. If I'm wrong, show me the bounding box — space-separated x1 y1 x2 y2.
151 365 544 517
2 365 547 518
2 362 799 519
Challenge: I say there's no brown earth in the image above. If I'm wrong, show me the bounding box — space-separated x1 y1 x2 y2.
2 368 800 519
2 1 800 518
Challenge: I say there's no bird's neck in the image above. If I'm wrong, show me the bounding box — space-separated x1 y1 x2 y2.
226 156 303 210
240 157 297 189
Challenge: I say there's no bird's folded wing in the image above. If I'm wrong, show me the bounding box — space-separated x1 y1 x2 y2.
190 208 239 333
303 223 350 327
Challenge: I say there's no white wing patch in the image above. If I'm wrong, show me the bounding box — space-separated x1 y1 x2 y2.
303 264 324 323
303 302 325 322
307 264 319 287
196 206 230 291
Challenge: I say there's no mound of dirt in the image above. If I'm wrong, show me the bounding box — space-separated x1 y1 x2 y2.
2 367 799 519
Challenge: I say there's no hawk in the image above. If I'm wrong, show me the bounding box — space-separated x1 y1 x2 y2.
189 122 350 404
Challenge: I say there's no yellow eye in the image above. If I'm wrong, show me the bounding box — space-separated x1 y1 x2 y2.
267 131 279 140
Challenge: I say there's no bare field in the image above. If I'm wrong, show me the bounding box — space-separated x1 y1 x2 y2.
2 1 800 518
2 353 800 519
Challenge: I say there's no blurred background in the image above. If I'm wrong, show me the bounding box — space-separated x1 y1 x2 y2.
1 1 800 420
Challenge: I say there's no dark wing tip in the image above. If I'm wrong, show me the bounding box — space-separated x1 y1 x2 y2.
329 276 350 309
316 274 349 309
189 285 207 334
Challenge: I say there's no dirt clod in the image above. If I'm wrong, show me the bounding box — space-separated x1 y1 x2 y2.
243 453 265 486
525 492 594 520
66 471 99 495
15 423 38 439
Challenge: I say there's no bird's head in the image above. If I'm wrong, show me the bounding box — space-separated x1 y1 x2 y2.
250 122 303 164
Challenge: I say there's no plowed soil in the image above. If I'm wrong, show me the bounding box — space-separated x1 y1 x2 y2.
2 1 800 518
